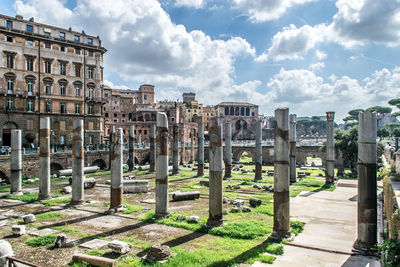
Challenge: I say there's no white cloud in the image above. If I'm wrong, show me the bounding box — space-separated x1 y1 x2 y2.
103 80 130 90
315 50 327 60
14 0 255 105
175 0 209 9
309 62 325 72
232 0 313 23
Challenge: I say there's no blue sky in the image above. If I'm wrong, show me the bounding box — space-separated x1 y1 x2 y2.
2 0 400 121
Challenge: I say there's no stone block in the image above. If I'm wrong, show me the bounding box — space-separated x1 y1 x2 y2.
108 240 132 254
231 199 244 207
79 239 109 250
23 214 36 224
249 197 262 207
188 216 199 223
0 240 14 266
12 225 25 236
172 191 200 201
123 180 148 194
62 186 72 194
54 234 67 248
84 178 96 189
145 244 171 262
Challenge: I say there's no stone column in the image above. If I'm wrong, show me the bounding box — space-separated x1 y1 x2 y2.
180 132 185 165
108 125 115 170
197 122 204 177
271 108 291 239
326 111 335 184
128 125 135 171
172 124 179 175
110 128 123 210
72 120 84 205
289 114 297 184
39 117 51 200
150 124 156 172
190 130 195 164
336 150 344 177
207 119 224 227
354 111 377 251
10 129 22 195
254 120 262 180
155 112 169 218
224 122 232 179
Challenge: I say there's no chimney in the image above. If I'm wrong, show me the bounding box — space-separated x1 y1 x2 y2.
29 17 34 22
15 14 23 20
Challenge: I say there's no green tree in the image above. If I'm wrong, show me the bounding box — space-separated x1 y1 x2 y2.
366 106 392 114
377 128 390 138
392 128 400 137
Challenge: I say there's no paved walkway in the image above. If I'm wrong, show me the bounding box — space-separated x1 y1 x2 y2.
255 179 381 267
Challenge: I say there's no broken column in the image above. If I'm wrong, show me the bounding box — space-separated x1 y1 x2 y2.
110 128 123 210
190 130 195 164
155 112 169 218
271 108 291 239
71 120 84 205
172 124 179 175
150 124 156 172
207 118 223 227
39 117 51 200
108 125 115 170
254 120 262 180
224 122 232 179
326 111 335 184
289 114 297 184
128 125 135 171
197 122 204 177
180 132 185 165
354 111 377 251
10 129 22 195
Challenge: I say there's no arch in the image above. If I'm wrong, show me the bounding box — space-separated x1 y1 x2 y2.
73 80 83 86
4 72 16 79
232 148 255 162
225 107 229 115
230 107 234 115
42 77 54 84
50 163 64 175
25 74 37 81
243 121 248 130
58 78 68 85
246 107 250 116
240 107 245 116
235 107 239 115
87 82 96 88
235 120 241 130
92 159 107 170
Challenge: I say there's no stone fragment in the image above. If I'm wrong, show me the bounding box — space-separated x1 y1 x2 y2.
145 244 171 262
0 240 14 266
242 206 251 212
249 197 262 207
62 186 72 194
199 180 209 187
253 184 262 189
79 239 109 250
231 199 244 207
230 206 241 213
234 185 241 189
25 179 36 184
123 180 148 194
84 178 96 189
227 185 232 189
72 254 117 267
54 234 67 248
23 214 35 224
12 225 25 236
177 215 187 221
223 197 228 204
108 240 132 254
172 191 200 201
29 228 55 237
188 216 199 223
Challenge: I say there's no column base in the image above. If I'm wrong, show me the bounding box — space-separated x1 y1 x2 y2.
154 212 170 219
110 187 122 209
269 230 292 241
38 195 51 201
206 218 223 228
70 200 85 206
290 178 297 185
353 240 379 255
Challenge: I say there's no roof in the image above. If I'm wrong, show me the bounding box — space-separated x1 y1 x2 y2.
217 102 258 107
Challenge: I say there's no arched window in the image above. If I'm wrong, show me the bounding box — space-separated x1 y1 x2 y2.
240 107 245 116
230 107 234 116
235 107 239 115
225 107 229 115
43 77 53 95
246 107 250 116
235 120 241 130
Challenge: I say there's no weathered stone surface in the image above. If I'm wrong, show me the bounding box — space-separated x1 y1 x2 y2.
62 186 72 194
72 254 117 267
249 197 262 207
123 180 148 194
12 225 25 236
23 214 36 224
84 178 96 189
188 216 199 223
54 234 67 248
29 228 55 237
234 185 241 189
242 206 251 212
108 240 132 254
223 197 228 204
146 244 171 262
231 199 244 207
253 184 262 189
79 239 109 250
0 240 14 266
177 215 187 221
172 191 200 201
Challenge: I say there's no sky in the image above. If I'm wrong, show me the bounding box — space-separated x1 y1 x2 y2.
1 0 400 122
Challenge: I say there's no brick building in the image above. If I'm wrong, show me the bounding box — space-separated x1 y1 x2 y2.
0 14 106 148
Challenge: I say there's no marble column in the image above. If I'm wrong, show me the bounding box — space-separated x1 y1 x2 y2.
271 108 291 239
128 125 135 171
108 125 115 170
326 111 335 184
172 124 179 175
39 117 51 200
197 122 204 177
10 129 22 195
180 132 185 165
224 122 232 179
110 128 123 210
150 124 156 172
354 111 377 251
155 112 169 218
254 120 262 180
71 120 84 205
289 114 297 184
190 130 195 164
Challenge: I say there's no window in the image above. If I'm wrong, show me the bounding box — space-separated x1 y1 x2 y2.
60 46 65 52
114 113 117 117
88 87 94 99
60 103 66 113
45 101 51 113
26 25 33 33
88 50 93 57
105 113 108 118
27 100 34 112
27 58 34 71
60 32 65 39
74 35 80 42
60 135 65 145
45 61 51 73
144 95 147 100
45 83 51 94
60 84 66 96
7 99 14 110
75 48 80 55
88 105 94 115
26 40 34 46
75 65 81 77
6 36 13 42
60 62 66 75
6 20 13 29
44 32 50 37
7 79 14 92
6 55 13 68
88 67 94 79
27 80 34 95
75 85 81 97
88 38 93 45
44 42 51 49
75 104 81 114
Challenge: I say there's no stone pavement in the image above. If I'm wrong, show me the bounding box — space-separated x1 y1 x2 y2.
255 179 381 267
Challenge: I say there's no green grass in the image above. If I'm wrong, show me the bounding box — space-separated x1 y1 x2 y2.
51 226 92 239
36 212 64 221
26 234 57 247
42 198 71 207
87 250 104 256
290 221 305 235
6 192 39 203
122 204 144 214
240 155 253 163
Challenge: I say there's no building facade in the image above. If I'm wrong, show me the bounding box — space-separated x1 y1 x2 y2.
0 14 106 148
